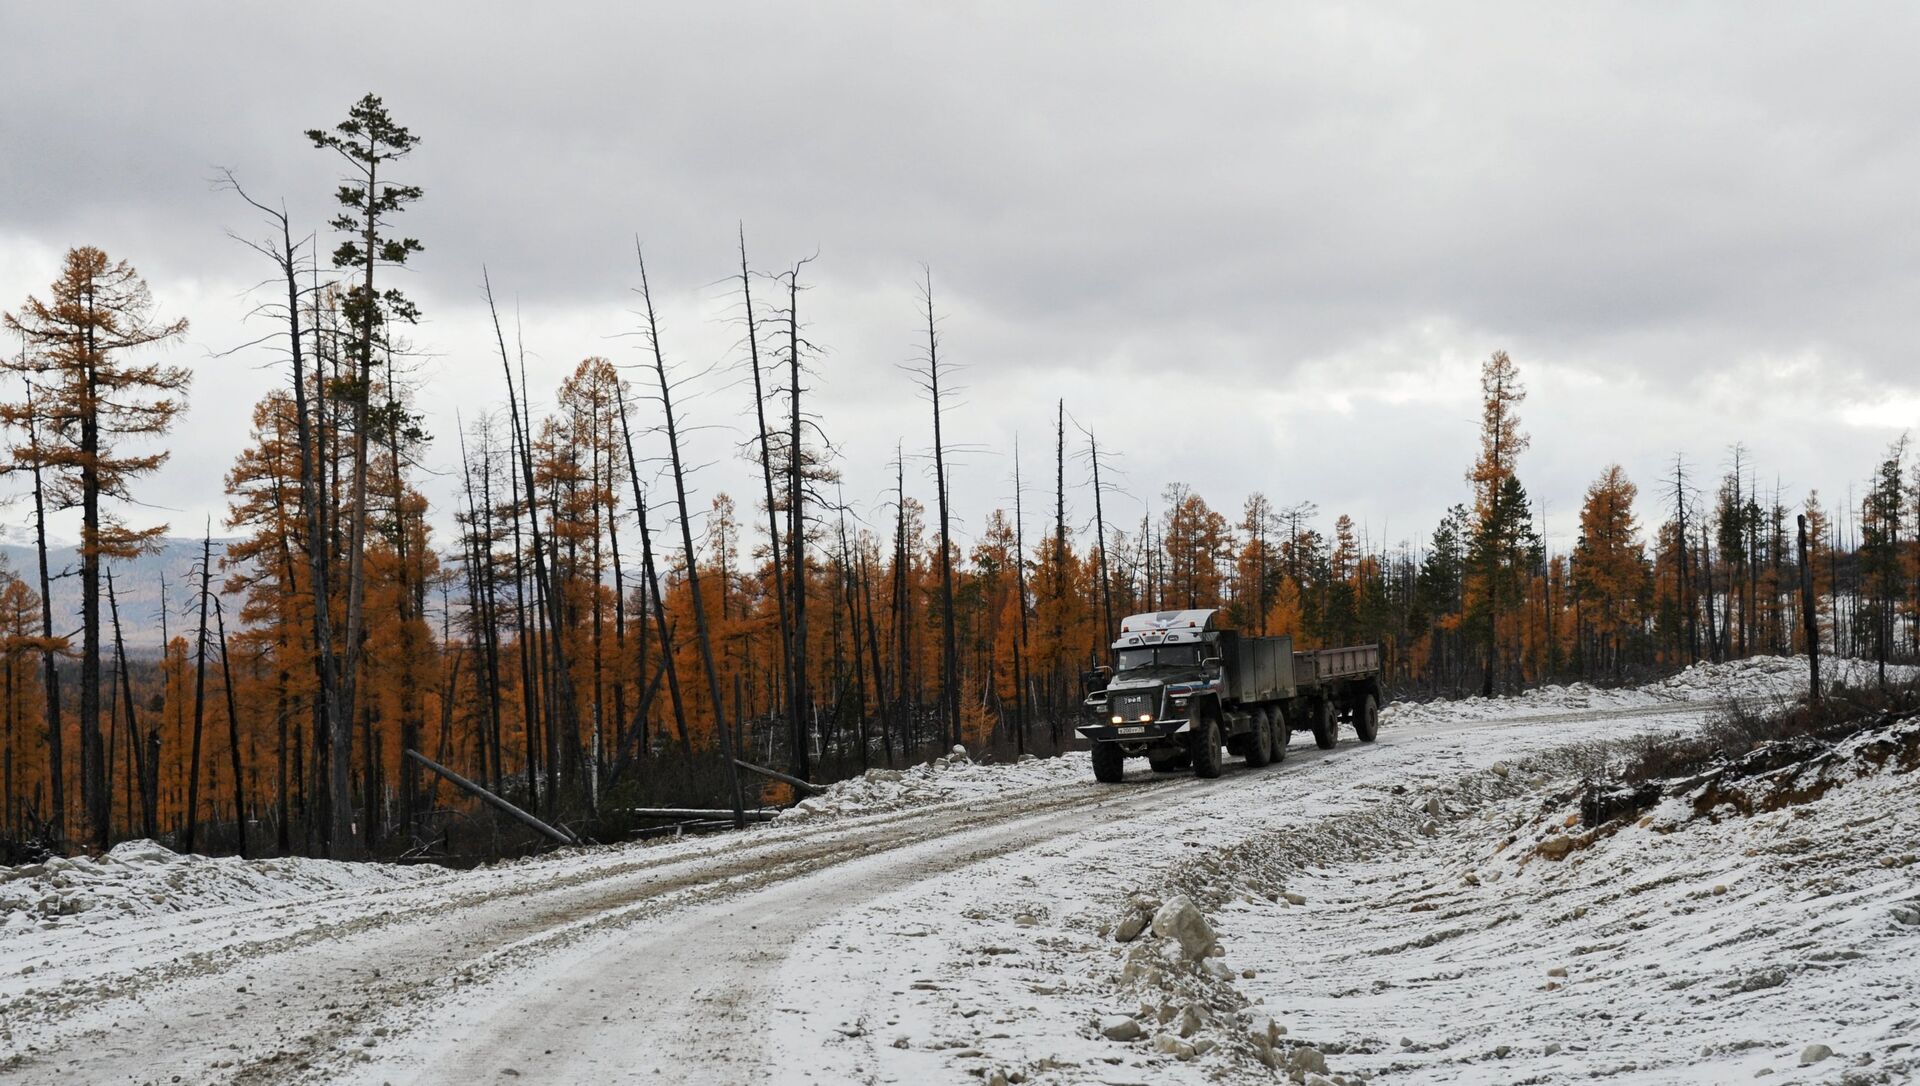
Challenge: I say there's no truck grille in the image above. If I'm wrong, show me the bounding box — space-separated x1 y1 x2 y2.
1109 690 1157 720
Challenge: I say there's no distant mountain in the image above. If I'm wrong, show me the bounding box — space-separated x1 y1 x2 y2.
0 536 251 650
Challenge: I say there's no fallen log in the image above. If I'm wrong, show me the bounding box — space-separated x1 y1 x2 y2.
404 749 581 847
733 758 826 796
630 822 695 840
629 818 747 840
618 807 781 822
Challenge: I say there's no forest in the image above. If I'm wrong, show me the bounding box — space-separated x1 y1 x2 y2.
3 95 1918 862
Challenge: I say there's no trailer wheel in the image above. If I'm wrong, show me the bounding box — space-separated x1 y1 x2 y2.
1243 709 1273 767
1269 706 1290 764
1091 742 1126 783
1354 693 1379 743
1311 697 1337 750
1190 716 1224 779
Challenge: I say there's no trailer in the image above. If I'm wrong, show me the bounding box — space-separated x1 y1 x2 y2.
1076 609 1383 782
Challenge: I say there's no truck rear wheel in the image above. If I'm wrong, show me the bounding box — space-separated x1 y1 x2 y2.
1268 706 1290 764
1354 693 1379 743
1091 742 1126 783
1190 717 1224 779
1311 697 1337 750
1243 708 1273 767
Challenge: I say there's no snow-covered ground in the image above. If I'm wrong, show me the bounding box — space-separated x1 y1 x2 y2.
1 655 1912 1085
1219 716 1920 1085
0 838 448 925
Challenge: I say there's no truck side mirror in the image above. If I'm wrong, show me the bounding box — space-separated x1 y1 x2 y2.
1202 656 1222 670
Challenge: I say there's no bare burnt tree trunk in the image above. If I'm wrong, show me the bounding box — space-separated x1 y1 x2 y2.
605 416 627 785
336 274 374 855
836 505 871 769
106 569 155 838
892 448 913 752
455 423 497 789
1798 513 1820 702
1700 522 1720 663
1052 400 1066 748
477 437 505 789
615 397 695 778
77 318 108 850
259 467 302 853
783 261 813 783
1671 455 1696 663
25 395 65 846
737 228 791 751
857 543 893 765
589 412 605 801
486 271 580 809
525 359 564 812
633 247 744 824
506 427 539 801
184 528 212 852
1012 438 1030 755
630 484 654 768
381 382 429 816
308 262 335 857
913 272 963 752
1084 427 1114 643
214 596 248 857
222 176 338 855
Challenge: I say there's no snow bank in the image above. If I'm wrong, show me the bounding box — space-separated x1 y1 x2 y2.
0 838 445 927
778 744 1090 821
1382 653 1916 731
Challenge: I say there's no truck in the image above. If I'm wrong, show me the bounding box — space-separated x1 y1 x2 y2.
1075 608 1383 783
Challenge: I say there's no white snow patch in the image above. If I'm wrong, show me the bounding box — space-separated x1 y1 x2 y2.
0 838 447 926
1381 654 1913 731
780 744 1095 821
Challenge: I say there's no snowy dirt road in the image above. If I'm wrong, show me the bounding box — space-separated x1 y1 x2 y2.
3 658 1900 1086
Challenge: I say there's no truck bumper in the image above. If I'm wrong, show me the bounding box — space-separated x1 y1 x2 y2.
1075 719 1190 745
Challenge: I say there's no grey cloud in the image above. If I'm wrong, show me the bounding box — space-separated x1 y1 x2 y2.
3 3 1918 555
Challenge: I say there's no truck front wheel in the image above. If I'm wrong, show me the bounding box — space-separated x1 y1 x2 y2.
1311 697 1337 750
1091 742 1126 783
1191 717 1224 779
1354 693 1379 743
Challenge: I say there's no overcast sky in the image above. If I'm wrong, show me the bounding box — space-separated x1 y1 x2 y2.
5 3 1918 561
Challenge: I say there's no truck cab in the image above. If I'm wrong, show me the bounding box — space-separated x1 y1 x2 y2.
1079 608 1225 749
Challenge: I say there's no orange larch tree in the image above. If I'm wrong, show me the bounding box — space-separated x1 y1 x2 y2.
3 246 189 849
1573 464 1651 676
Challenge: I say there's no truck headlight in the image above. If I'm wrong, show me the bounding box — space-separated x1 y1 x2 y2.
1111 715 1123 724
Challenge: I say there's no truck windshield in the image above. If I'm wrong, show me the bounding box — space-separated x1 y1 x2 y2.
1115 644 1205 672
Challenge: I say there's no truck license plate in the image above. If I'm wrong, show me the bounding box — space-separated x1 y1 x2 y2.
1118 726 1145 736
